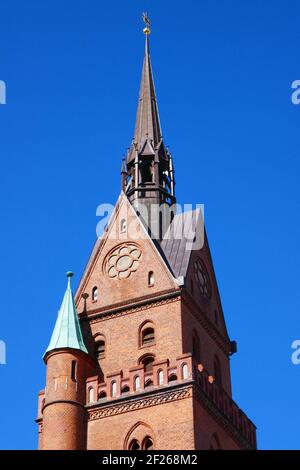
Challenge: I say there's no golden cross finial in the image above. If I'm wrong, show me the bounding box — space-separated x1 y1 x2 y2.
142 12 151 34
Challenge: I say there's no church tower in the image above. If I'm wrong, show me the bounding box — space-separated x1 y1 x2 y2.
37 16 257 450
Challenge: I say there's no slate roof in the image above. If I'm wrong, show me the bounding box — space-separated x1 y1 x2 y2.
161 208 203 279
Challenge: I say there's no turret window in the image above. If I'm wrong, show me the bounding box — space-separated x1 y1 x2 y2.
71 360 77 382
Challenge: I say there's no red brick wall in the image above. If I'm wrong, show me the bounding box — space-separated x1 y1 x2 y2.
88 298 183 378
193 397 241 450
87 395 194 450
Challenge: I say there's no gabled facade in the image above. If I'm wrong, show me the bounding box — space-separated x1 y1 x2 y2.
37 20 257 450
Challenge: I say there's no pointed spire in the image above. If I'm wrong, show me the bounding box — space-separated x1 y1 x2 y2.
133 19 162 151
43 272 88 360
121 157 128 192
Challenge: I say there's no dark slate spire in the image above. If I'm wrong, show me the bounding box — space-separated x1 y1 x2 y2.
133 32 162 151
124 14 176 240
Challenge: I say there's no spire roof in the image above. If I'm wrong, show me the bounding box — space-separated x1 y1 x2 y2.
43 272 88 360
133 30 162 151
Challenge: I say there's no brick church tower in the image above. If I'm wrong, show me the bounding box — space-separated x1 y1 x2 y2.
36 17 257 450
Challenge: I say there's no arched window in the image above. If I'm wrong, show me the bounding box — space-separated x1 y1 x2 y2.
158 370 164 385
134 376 141 391
120 218 127 233
142 437 154 450
182 363 189 380
142 327 155 346
148 271 154 287
88 387 95 403
111 381 117 397
129 439 140 450
121 385 130 394
192 332 201 362
140 355 155 372
98 391 107 399
214 356 222 386
92 286 98 302
94 335 105 359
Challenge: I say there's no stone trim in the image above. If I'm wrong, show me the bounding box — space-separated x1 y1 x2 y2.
81 290 181 325
87 383 192 421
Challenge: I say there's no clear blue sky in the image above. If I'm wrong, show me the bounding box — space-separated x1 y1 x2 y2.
0 0 299 450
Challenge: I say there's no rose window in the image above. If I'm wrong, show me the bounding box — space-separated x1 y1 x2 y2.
105 244 142 280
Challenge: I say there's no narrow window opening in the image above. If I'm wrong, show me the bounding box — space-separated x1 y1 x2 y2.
88 387 95 403
148 271 154 287
92 286 98 302
158 370 164 385
182 363 189 379
95 339 105 359
111 381 117 397
71 361 77 382
134 376 141 391
142 327 155 345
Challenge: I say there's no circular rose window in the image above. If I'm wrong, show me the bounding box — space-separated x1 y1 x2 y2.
105 244 142 280
194 259 211 299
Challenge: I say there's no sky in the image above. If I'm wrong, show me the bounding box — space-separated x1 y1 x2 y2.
0 0 299 450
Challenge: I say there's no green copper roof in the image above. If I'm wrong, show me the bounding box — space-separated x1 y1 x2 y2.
43 272 88 360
